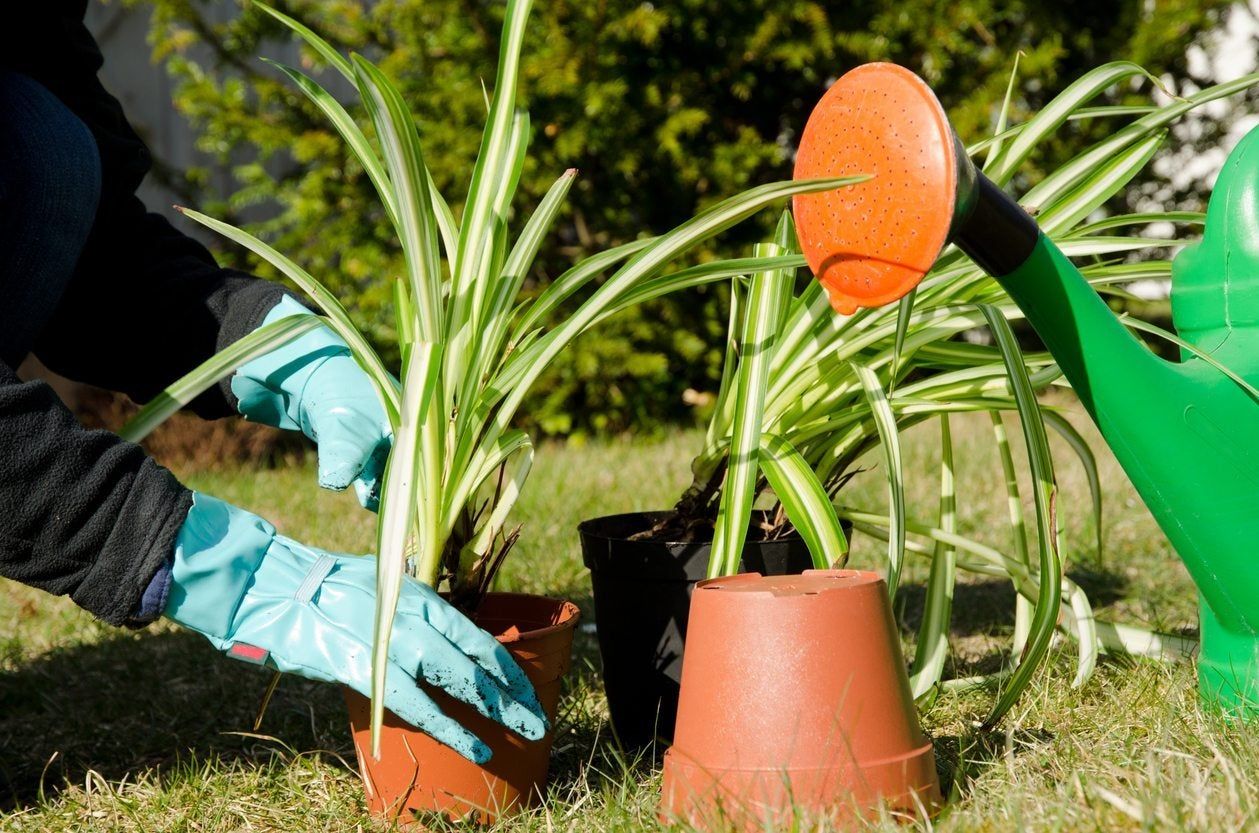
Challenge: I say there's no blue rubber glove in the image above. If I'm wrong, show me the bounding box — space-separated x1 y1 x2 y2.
163 493 547 763
233 297 392 508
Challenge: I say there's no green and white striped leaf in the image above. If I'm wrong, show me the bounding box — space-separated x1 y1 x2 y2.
460 439 534 566
262 60 397 227
889 287 917 394
447 0 534 393
909 413 956 700
991 411 1033 658
984 61 1154 184
1120 315 1259 400
480 175 867 445
254 2 354 79
352 55 443 343
709 236 792 578
1033 131 1165 233
120 315 322 443
759 433 848 569
510 238 653 339
706 276 747 450
371 341 442 755
477 168 578 379
853 361 906 599
175 206 400 425
600 254 807 323
979 305 1062 727
983 52 1022 170
1043 409 1104 563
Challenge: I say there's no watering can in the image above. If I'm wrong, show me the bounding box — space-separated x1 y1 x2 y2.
793 63 1259 715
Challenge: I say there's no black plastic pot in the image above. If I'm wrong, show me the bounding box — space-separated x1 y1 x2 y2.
578 511 818 751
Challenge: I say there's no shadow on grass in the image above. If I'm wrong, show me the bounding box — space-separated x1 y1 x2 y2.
894 566 1131 639
0 593 614 814
0 629 353 811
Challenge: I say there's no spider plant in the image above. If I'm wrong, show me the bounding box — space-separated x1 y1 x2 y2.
686 61 1258 724
120 0 858 753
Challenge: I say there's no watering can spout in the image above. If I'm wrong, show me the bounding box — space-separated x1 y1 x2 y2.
794 63 1259 715
953 176 1176 425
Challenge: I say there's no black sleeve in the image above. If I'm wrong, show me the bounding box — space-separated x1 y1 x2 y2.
10 3 291 418
0 360 192 625
34 211 290 420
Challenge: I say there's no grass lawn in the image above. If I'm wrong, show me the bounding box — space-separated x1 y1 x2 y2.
2 401 1254 831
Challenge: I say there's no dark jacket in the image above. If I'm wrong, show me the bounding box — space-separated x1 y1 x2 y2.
0 2 288 625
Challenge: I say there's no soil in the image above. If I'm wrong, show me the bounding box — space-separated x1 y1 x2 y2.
624 508 793 544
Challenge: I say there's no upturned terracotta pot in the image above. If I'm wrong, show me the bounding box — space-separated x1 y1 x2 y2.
343 592 580 825
661 570 941 830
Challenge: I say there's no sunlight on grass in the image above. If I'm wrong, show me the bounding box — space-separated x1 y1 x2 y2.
1 411 1230 832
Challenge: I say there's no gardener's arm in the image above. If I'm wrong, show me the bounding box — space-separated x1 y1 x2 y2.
12 5 390 503
0 361 191 625
6 5 278 417
0 362 543 761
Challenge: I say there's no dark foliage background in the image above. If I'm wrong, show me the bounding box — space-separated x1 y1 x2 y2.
132 0 1240 437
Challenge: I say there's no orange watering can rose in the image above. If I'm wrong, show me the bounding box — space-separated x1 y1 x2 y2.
793 63 965 314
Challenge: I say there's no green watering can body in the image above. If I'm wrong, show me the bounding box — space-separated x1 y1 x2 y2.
995 126 1259 711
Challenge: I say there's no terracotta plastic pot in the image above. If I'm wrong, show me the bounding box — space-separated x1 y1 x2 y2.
343 592 580 825
579 511 816 750
661 570 941 830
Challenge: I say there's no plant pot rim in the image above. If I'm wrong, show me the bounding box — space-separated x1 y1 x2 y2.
474 591 581 645
577 509 806 547
694 569 882 596
664 739 937 773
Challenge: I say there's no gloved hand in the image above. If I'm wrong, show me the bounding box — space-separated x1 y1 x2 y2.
163 493 546 763
233 296 392 509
